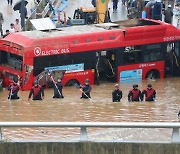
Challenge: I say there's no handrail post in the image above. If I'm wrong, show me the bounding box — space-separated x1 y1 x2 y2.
0 127 2 141
80 127 87 141
172 128 180 143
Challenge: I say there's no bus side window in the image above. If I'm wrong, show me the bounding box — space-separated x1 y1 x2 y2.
0 50 8 64
123 45 143 64
144 43 163 62
166 43 174 61
0 50 22 71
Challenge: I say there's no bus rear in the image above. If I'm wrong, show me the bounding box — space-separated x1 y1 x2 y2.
0 40 23 88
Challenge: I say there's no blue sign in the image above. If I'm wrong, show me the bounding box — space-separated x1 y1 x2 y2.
45 63 84 73
120 69 142 83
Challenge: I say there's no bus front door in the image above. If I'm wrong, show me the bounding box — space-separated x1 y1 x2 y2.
173 42 180 76
165 42 180 76
95 50 116 83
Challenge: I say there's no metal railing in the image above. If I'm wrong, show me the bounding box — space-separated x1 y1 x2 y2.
26 0 57 30
42 0 56 18
0 122 179 142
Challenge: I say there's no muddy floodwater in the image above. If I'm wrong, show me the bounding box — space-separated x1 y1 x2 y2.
0 77 180 141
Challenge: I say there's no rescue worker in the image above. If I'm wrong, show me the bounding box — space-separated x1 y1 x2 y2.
164 5 173 24
8 77 20 100
128 84 142 102
80 79 92 99
28 80 44 100
142 84 156 101
112 84 123 102
52 77 64 98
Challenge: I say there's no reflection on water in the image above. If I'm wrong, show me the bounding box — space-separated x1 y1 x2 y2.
0 77 180 140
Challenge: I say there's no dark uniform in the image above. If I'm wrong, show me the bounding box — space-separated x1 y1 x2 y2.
28 81 44 100
80 79 92 99
8 77 20 100
53 78 64 98
113 0 118 12
128 84 142 102
164 5 173 24
112 84 122 102
7 0 13 5
3 30 10 38
142 84 156 101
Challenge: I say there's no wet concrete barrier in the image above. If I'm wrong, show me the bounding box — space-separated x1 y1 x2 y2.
0 142 180 154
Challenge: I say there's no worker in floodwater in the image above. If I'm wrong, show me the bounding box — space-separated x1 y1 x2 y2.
128 84 142 102
112 84 122 102
164 5 173 24
141 84 156 101
8 77 20 100
28 80 44 100
80 79 92 99
52 77 64 99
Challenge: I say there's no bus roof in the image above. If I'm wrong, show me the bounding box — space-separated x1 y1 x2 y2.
1 19 180 56
18 24 108 38
5 19 163 39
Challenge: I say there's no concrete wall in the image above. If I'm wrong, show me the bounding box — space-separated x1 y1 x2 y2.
0 142 180 154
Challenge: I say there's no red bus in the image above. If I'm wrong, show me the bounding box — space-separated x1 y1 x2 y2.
0 19 180 90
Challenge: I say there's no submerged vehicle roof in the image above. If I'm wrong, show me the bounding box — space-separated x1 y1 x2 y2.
1 18 180 50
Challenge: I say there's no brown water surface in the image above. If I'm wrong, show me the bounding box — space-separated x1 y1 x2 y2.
0 77 179 140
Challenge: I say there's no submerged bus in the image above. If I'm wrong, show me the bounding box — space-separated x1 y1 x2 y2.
0 18 180 90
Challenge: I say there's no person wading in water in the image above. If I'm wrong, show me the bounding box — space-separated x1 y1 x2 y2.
80 79 92 99
128 84 142 102
8 77 20 100
52 77 64 99
28 80 44 100
141 84 156 101
112 84 122 102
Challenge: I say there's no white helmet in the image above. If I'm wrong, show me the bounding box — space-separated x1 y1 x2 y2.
168 4 171 8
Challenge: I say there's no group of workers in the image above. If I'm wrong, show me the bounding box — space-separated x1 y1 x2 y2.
7 77 92 101
112 83 156 102
7 77 155 102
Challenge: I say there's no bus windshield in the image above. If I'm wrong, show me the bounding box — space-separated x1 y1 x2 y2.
0 50 23 71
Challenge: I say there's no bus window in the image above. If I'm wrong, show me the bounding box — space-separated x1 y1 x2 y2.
165 43 176 75
0 50 22 71
144 43 163 62
33 51 97 76
123 45 143 64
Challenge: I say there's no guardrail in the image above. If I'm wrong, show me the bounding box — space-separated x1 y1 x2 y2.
0 122 179 142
